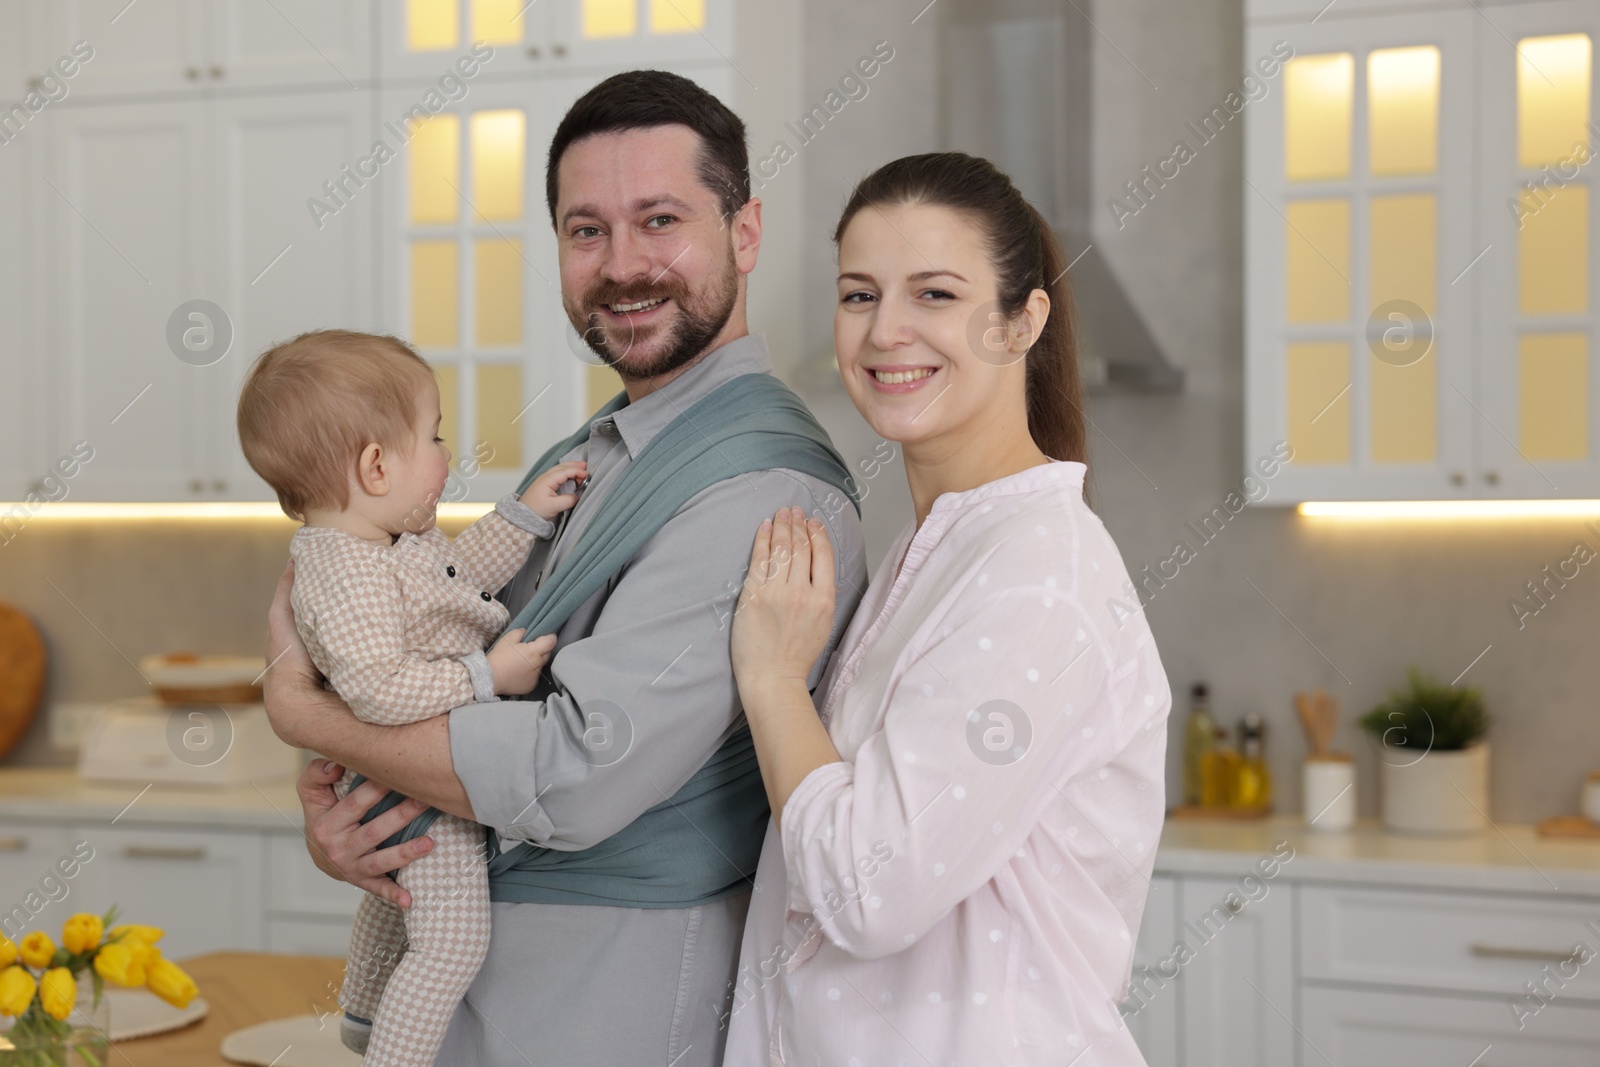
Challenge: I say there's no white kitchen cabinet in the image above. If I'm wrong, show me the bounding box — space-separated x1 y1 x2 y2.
37 89 379 502
377 0 734 85
1302 883 1600 1001
0 94 42 503
0 1 38 98
2 0 749 504
72 823 267 957
1245 7 1479 503
268 832 365 917
33 0 373 99
1302 986 1600 1065
1245 0 1600 502
1123 873 1180 1067
34 0 206 98
0 820 78 940
1176 876 1296 1067
1474 0 1600 499
207 0 375 91
42 100 218 501
209 89 381 499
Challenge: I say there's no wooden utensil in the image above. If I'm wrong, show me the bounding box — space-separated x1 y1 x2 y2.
1295 688 1340 757
0 602 47 761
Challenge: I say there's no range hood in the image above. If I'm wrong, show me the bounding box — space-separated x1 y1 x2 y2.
944 3 1185 393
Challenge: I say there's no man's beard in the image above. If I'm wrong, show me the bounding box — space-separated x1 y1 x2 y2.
565 250 739 381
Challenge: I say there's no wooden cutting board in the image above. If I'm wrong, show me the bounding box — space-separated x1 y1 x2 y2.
0 602 46 761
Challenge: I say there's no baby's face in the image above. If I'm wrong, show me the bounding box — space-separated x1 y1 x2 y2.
380 380 453 535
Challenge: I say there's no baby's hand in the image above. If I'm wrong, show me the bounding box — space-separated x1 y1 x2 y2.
519 461 588 521
486 628 556 696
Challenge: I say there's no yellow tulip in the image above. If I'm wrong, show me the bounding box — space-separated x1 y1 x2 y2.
0 935 15 968
0 966 37 1017
19 931 54 969
108 924 164 945
39 967 75 1022
92 941 147 988
145 958 198 1009
61 913 103 955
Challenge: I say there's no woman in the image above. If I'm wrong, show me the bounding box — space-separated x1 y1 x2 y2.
726 153 1170 1065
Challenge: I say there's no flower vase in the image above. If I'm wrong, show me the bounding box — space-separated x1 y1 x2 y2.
0 981 110 1067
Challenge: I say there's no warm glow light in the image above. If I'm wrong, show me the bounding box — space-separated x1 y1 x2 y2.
408 0 460 51
0 503 495 521
1284 53 1354 181
1518 34 1591 168
1368 46 1440 175
1299 500 1600 519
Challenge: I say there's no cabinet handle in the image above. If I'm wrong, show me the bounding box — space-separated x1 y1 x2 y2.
209 65 224 79
552 43 567 57
0 836 26 851
211 479 226 493
1470 942 1581 963
26 77 41 91
526 45 541 59
189 478 204 493
1484 471 1500 486
185 66 201 81
1450 471 1465 487
123 845 207 861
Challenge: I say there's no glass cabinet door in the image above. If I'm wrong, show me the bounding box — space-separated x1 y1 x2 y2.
380 0 556 82
384 80 590 502
1476 0 1600 498
545 0 732 69
379 0 732 83
1245 10 1477 501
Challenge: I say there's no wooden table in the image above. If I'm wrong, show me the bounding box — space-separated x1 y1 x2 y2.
114 952 346 1066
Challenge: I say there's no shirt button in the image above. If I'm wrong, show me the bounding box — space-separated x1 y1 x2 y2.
446 565 457 578
480 591 492 602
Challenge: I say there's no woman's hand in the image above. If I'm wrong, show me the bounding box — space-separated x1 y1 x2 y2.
297 758 434 908
731 506 836 700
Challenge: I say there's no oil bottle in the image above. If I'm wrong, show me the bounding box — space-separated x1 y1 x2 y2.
1181 683 1215 807
1234 713 1274 810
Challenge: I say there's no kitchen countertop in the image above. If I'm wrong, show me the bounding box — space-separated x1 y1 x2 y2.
4 767 1600 896
1154 815 1600 897
0 766 308 832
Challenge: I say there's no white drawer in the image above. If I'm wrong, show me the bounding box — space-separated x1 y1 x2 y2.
1302 884 1600 1000
266 916 355 956
1303 986 1600 1066
72 824 265 956
0 820 82 940
268 832 364 916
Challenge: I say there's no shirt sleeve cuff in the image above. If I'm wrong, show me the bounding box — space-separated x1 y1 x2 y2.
461 648 498 705
448 698 557 844
496 494 555 539
780 760 855 915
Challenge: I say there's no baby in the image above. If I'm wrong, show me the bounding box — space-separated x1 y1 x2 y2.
237 329 585 1067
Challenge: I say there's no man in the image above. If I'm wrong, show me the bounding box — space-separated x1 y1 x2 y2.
262 70 868 1066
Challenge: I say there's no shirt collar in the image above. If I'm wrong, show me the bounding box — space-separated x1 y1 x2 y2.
593 333 774 458
929 459 1088 514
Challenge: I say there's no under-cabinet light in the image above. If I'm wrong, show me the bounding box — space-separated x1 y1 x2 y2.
1298 500 1600 520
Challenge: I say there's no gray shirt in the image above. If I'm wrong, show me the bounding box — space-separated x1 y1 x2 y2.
435 334 869 1067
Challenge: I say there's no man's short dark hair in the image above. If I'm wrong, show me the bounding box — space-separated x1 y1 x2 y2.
545 69 750 225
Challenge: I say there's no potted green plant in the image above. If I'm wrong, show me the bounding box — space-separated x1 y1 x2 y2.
1358 670 1491 835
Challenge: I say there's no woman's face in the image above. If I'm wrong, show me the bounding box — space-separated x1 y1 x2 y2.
833 202 1033 449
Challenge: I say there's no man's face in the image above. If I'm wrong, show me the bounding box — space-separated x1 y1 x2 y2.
554 125 749 381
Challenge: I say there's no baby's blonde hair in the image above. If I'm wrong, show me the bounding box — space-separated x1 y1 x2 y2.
237 330 437 521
